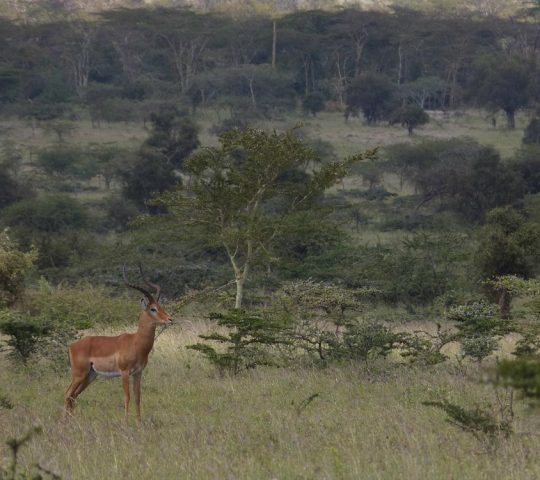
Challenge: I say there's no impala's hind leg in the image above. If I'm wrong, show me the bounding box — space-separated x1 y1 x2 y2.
64 375 86 418
64 368 95 418
73 369 98 398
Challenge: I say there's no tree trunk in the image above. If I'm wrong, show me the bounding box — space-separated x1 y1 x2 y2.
505 109 516 129
397 43 403 85
304 57 310 96
272 20 277 70
498 288 512 320
248 77 256 108
235 275 245 309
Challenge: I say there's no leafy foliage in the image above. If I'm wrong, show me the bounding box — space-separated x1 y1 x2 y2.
447 301 510 362
154 127 375 307
446 302 503 335
423 398 513 452
497 357 540 400
389 104 429 135
0 232 36 307
385 139 523 221
187 309 290 375
335 323 398 363
0 280 136 365
0 310 51 364
523 117 540 145
346 73 396 124
470 54 533 128
476 207 540 279
302 92 325 116
2 195 93 268
460 335 499 363
121 110 199 208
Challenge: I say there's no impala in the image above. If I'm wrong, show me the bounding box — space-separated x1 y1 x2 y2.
63 267 173 423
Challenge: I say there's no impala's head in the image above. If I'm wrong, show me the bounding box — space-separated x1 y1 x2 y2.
141 298 173 326
123 265 173 326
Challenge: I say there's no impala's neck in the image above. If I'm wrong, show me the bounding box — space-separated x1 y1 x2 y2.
135 312 158 353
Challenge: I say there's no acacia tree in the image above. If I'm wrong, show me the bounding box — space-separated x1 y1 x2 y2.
389 104 429 135
155 127 375 308
471 55 533 129
346 72 395 124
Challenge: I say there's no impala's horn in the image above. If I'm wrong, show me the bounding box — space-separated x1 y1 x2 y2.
123 265 155 303
138 262 161 302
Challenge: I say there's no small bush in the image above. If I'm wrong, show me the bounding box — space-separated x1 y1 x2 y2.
461 335 499 363
0 391 13 409
334 323 397 363
302 92 325 116
25 280 137 329
447 301 510 362
187 309 290 375
497 357 540 400
0 281 137 365
399 326 452 365
513 330 540 357
447 302 509 336
0 310 51 364
423 397 513 453
0 232 36 307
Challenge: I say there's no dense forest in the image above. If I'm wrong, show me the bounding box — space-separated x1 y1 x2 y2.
0 3 539 285
1 2 540 478
0 3 539 120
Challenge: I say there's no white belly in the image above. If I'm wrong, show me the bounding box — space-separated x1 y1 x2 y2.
92 366 121 378
91 365 142 377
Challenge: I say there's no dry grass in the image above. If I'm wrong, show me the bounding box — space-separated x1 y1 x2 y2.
1 323 540 479
0 109 527 165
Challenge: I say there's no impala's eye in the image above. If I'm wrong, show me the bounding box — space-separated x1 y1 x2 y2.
150 307 158 313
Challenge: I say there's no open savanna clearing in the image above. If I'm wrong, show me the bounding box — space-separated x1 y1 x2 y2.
0 109 528 163
1 324 539 480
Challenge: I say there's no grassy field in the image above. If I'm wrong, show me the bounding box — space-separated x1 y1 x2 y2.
1 323 539 480
0 108 529 163
0 108 535 478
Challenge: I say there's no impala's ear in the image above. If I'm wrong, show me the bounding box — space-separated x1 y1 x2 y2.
140 297 149 310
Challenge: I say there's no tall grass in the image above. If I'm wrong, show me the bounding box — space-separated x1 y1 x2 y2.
1 325 539 479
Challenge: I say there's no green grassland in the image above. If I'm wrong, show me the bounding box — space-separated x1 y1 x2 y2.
0 108 528 165
2 324 539 480
0 109 537 478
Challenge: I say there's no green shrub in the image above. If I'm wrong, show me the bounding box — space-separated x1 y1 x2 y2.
0 281 137 365
0 391 13 409
187 309 290 375
2 195 90 234
389 104 429 135
446 302 509 336
513 330 540 357
497 357 540 400
335 323 398 364
423 398 513 453
447 301 511 362
461 335 499 363
0 232 36 306
399 326 452 365
302 92 325 116
0 310 51 364
25 279 137 329
523 117 540 145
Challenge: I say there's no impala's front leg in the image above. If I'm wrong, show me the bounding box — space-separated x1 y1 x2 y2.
121 370 130 423
133 372 142 425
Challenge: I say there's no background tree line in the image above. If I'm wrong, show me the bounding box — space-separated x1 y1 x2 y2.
0 5 538 127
